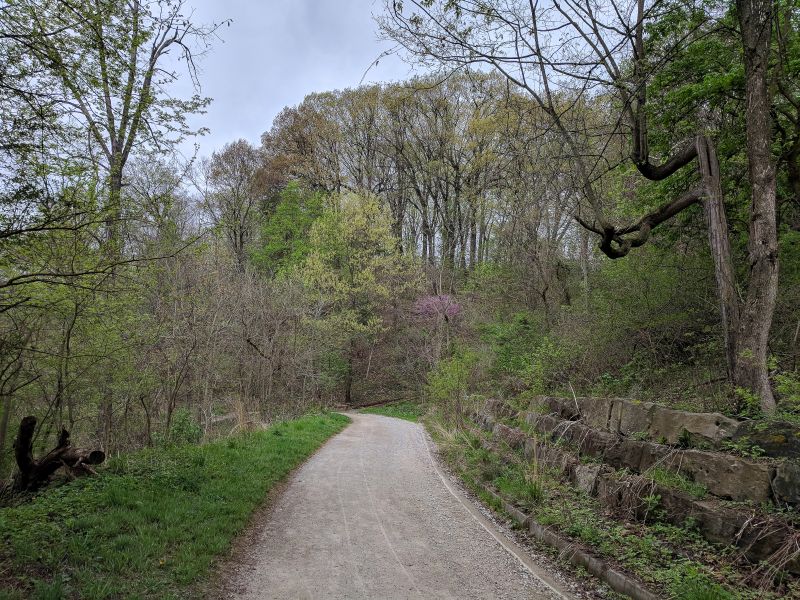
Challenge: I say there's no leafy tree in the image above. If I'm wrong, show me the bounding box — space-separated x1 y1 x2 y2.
302 194 421 403
199 140 268 271
0 0 221 254
381 0 784 412
251 182 324 276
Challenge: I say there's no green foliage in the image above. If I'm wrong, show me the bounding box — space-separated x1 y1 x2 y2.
667 564 735 600
304 195 418 338
493 465 543 509
298 193 421 398
166 408 202 446
480 312 542 377
522 336 567 395
720 438 766 459
252 182 324 275
647 467 707 499
477 312 568 395
0 413 349 599
317 349 351 393
734 386 763 419
775 370 800 415
426 350 479 410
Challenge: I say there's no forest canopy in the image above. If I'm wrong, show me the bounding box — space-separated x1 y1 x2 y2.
0 0 799 469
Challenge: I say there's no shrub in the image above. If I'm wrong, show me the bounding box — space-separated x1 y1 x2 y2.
166 408 202 446
426 350 480 423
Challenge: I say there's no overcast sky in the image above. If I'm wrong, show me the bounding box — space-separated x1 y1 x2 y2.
174 0 413 159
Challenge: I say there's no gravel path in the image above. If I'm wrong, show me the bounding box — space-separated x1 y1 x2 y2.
227 413 576 600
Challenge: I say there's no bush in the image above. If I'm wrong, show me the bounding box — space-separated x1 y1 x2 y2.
480 312 543 377
167 408 202 446
522 335 568 395
426 350 481 422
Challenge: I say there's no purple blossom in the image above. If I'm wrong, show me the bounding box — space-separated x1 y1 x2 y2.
413 294 462 322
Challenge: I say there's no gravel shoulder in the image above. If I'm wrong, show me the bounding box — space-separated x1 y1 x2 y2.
223 412 583 600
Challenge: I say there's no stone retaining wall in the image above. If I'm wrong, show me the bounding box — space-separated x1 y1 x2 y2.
525 412 794 504
535 395 800 460
485 396 800 505
476 407 800 573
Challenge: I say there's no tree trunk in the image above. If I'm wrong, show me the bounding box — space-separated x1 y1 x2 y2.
697 137 740 380
735 0 779 413
344 358 353 405
12 416 105 492
468 206 478 269
106 164 124 261
579 227 591 310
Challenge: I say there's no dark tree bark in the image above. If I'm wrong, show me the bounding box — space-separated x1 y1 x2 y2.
12 416 105 492
733 0 779 412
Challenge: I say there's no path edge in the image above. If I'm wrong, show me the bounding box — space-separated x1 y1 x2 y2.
203 413 354 599
420 427 578 600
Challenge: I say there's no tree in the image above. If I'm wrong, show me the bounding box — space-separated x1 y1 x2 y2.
199 139 268 270
302 194 421 404
0 0 225 455
251 182 324 276
381 0 783 412
0 0 220 254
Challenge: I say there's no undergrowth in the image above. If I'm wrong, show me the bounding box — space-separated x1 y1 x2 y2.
646 467 708 499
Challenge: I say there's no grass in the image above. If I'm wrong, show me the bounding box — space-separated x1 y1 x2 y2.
0 412 350 600
361 400 423 422
647 466 708 499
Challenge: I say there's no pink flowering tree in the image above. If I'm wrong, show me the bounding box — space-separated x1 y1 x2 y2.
413 294 462 323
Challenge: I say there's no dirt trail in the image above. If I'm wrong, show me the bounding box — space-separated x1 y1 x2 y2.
226 413 575 599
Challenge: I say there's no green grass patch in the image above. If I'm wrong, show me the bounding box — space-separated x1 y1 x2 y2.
0 412 350 599
492 465 543 509
361 401 423 422
647 467 708 499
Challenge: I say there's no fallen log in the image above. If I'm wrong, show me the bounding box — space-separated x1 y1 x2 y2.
12 415 105 492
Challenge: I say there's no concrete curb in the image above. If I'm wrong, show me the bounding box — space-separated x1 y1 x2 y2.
481 486 661 600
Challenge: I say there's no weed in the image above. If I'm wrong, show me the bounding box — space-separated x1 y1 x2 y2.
667 564 735 600
493 466 543 509
647 467 707 499
721 438 766 459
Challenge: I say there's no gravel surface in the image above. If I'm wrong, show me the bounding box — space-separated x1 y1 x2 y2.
226 413 579 600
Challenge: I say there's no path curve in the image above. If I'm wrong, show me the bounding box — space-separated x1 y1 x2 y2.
228 413 573 599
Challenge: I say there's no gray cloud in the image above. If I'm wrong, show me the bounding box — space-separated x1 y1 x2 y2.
174 0 412 158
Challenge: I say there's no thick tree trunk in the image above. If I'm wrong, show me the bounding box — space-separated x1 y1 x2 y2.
735 0 779 413
106 164 124 261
